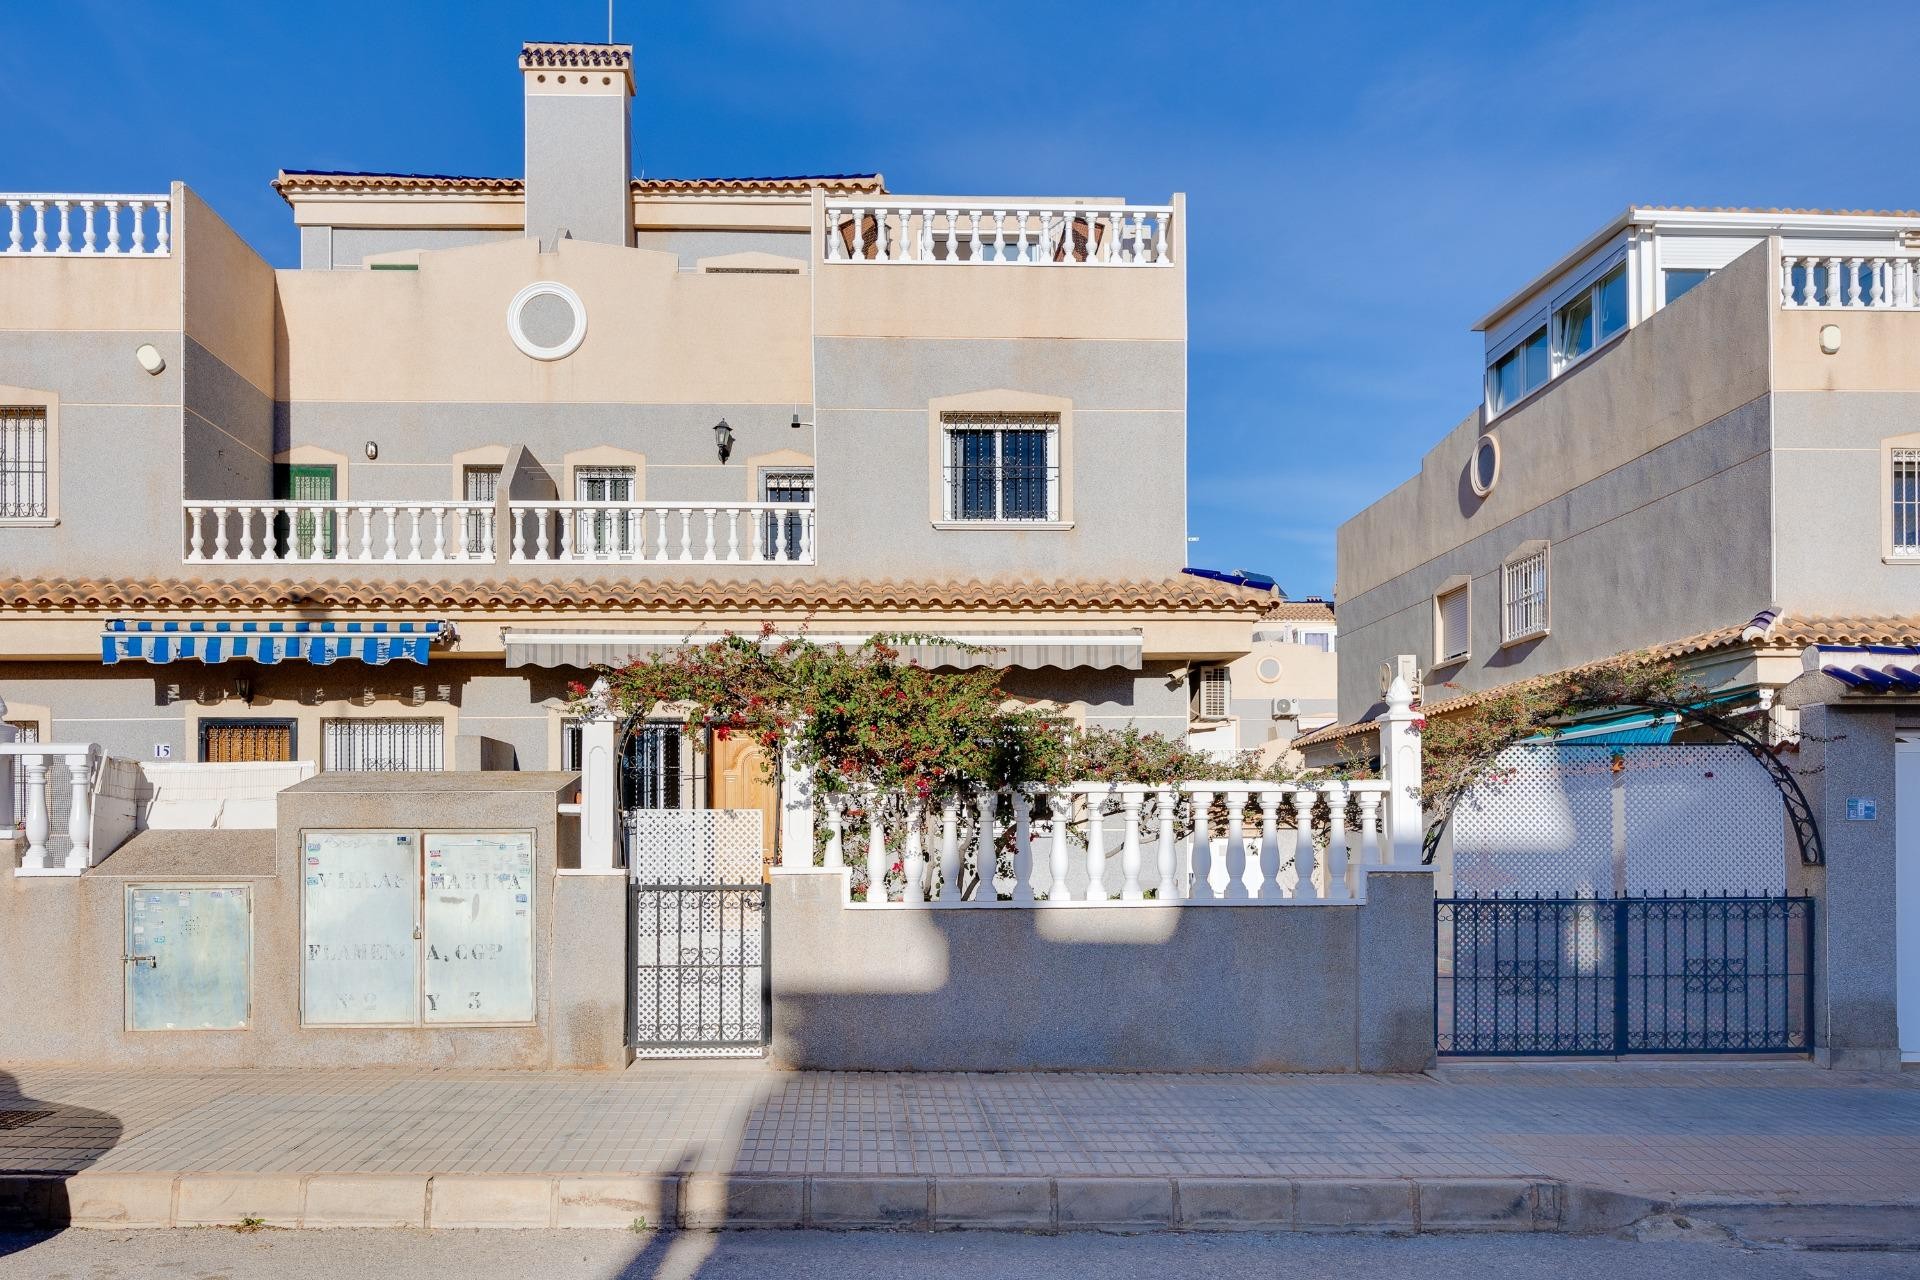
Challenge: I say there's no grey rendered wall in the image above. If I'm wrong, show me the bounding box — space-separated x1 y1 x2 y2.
813 336 1187 579
768 867 1435 1072
0 328 183 579
312 228 523 270
999 662 1192 738
0 773 627 1070
524 93 630 248
1772 390 1920 615
635 229 809 271
1792 703 1901 1069
1334 397 1775 717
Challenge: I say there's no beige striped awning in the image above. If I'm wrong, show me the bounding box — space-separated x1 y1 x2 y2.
502 628 1145 672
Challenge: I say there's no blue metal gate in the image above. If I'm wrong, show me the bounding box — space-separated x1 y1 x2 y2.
1436 895 1814 1056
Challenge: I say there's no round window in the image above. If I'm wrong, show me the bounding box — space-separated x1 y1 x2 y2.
1469 432 1501 498
507 281 588 361
1256 656 1283 683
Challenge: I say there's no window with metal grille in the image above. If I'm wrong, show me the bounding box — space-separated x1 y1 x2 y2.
463 465 500 556
1894 448 1920 557
942 414 1059 522
761 469 813 561
560 720 686 809
322 718 444 772
0 408 49 520
1195 667 1231 719
574 465 636 556
1436 584 1470 662
1501 545 1550 642
199 719 296 763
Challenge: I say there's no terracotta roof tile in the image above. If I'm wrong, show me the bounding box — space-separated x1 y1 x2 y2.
1263 600 1336 623
0 576 1277 616
272 171 887 199
1292 611 1920 751
518 42 633 69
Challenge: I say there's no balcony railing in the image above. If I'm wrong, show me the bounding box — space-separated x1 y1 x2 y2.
1780 253 1920 309
509 501 815 565
823 200 1173 266
3 194 172 257
184 501 497 564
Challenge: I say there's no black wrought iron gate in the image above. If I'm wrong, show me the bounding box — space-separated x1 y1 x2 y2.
630 883 769 1052
1436 896 1814 1056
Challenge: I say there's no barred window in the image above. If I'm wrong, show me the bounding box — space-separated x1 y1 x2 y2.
561 720 685 810
1894 448 1920 558
463 465 500 556
322 718 444 771
942 413 1059 522
761 469 813 561
1501 545 1550 643
1 408 49 520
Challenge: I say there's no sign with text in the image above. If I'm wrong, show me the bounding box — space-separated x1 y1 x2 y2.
423 832 536 1024
302 830 420 1025
125 884 250 1031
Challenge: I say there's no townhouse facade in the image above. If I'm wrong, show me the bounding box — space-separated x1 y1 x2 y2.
1304 204 1920 1065
0 40 1274 859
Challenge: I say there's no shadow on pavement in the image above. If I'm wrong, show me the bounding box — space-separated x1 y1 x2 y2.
0 1069 123 1254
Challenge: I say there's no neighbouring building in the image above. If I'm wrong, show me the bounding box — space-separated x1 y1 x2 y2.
1300 204 1920 1067
0 40 1278 863
1181 584 1337 762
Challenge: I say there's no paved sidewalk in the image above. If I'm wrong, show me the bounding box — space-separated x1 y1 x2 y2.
0 1061 1915 1201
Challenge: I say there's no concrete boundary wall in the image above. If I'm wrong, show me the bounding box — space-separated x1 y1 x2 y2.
768 867 1436 1072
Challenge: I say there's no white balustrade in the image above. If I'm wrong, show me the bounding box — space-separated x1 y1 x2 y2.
1780 253 1920 309
830 776 1398 908
508 501 815 565
182 501 496 564
823 200 1175 266
2 195 171 257
2 743 103 873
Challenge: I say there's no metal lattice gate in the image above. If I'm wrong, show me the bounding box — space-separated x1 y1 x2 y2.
1437 896 1813 1056
630 883 768 1052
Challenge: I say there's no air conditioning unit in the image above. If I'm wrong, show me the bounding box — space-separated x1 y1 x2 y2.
1271 697 1300 719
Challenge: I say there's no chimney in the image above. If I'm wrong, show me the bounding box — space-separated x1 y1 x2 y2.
520 42 635 249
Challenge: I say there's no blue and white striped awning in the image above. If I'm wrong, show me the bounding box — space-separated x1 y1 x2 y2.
102 619 450 666
1805 644 1920 693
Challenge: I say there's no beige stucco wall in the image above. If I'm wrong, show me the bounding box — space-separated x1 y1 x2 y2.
274 236 811 405
178 184 277 399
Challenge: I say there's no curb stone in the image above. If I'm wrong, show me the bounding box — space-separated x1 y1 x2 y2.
8 1171 1904 1241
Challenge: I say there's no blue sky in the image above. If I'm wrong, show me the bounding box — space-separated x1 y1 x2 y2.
13 1 1919 596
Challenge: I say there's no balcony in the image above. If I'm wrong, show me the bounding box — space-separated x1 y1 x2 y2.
821 198 1174 266
2 193 172 256
1780 252 1920 309
182 499 816 566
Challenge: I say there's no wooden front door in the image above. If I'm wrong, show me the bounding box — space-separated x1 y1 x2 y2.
709 735 779 876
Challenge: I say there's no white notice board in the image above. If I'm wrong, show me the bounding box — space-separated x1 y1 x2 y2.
302 830 421 1025
423 832 536 1024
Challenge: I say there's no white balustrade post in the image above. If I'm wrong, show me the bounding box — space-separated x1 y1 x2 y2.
1380 658 1424 866
865 805 888 903
1354 789 1382 898
1221 789 1249 901
1254 790 1282 900
1188 788 1216 899
1288 790 1317 900
973 790 998 902
1010 789 1035 905
1118 789 1145 900
577 679 619 871
1323 783 1349 901
901 807 927 906
822 796 845 870
62 749 94 870
1154 787 1178 899
1047 790 1073 901
20 754 51 869
1082 792 1108 902
937 800 961 902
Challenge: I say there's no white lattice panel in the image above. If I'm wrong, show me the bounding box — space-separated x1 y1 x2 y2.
624 809 764 883
1621 745 1784 894
1453 742 1613 895
1451 742 1786 897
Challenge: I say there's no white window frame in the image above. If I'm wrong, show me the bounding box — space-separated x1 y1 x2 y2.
1433 577 1472 665
0 405 53 524
1195 666 1232 720
1889 443 1920 562
1484 319 1549 418
1548 255 1628 377
939 413 1063 525
1499 542 1551 645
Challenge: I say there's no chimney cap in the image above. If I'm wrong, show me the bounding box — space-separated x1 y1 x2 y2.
520 41 633 68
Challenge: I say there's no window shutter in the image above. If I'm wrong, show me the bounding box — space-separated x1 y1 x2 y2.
1437 586 1470 661
1195 667 1231 719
